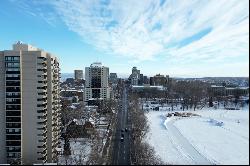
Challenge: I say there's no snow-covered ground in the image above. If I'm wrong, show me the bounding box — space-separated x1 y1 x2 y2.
145 106 249 165
58 138 92 165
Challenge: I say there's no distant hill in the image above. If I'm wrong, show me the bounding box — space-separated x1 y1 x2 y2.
60 73 74 82
60 72 129 82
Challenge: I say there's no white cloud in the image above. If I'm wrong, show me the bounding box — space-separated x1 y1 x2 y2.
11 0 249 66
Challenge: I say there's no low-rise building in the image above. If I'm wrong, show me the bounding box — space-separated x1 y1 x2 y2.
209 85 249 97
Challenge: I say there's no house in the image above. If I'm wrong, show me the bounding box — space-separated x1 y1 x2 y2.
66 119 92 138
83 121 95 134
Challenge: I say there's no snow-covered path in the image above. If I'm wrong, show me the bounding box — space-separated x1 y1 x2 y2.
146 112 195 164
166 118 214 165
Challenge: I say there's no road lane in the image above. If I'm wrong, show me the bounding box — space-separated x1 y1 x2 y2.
111 86 130 165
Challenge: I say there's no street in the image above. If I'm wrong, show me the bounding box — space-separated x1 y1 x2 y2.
111 86 130 165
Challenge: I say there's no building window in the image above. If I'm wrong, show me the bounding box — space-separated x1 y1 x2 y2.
5 62 20 68
5 56 20 61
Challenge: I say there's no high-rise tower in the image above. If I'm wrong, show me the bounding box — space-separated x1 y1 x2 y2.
0 42 61 164
85 62 111 102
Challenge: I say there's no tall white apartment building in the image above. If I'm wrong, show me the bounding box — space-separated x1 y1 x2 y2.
0 42 61 164
85 62 111 102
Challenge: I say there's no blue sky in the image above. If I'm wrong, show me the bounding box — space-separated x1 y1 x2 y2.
0 0 249 78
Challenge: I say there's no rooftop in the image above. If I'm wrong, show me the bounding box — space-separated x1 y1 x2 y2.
90 62 103 67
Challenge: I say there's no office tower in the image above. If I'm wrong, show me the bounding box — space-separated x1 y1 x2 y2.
149 77 154 85
129 67 140 85
74 70 83 80
143 76 149 85
139 74 144 85
151 74 169 87
109 73 118 85
85 62 111 102
0 41 61 164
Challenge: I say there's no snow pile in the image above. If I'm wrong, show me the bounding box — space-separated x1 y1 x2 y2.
207 118 224 126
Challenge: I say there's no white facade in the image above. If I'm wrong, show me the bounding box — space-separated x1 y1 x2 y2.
85 62 111 101
0 42 61 165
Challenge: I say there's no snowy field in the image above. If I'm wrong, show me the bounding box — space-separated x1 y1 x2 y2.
145 106 249 165
58 138 92 165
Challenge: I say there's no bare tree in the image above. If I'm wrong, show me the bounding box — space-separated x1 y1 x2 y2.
128 93 165 165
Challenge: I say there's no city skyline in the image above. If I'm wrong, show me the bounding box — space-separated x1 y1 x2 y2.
0 0 249 77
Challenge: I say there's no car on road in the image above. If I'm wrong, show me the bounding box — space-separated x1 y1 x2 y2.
120 137 124 142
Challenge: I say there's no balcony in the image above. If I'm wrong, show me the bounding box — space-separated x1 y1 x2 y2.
38 137 47 144
37 143 46 149
37 139 46 147
37 63 47 68
37 83 47 89
37 92 47 96
37 104 47 110
37 89 47 94
37 66 47 73
37 100 47 105
37 109 47 114
37 120 47 125
37 135 47 143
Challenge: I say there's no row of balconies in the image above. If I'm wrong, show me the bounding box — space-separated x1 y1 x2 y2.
37 148 47 162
